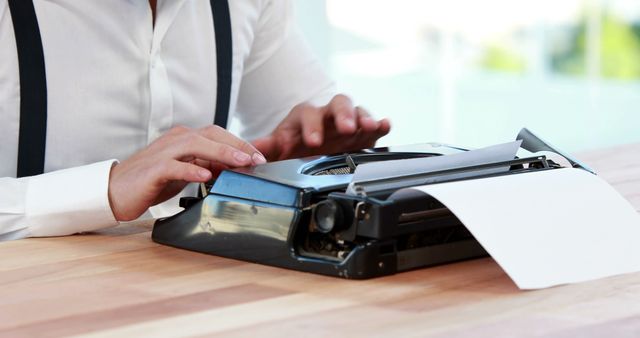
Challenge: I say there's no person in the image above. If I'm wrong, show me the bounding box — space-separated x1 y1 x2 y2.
0 0 390 240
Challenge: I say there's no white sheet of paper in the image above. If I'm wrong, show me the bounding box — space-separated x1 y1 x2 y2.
405 168 640 289
347 141 522 195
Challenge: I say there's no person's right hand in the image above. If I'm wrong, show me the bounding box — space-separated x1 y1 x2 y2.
107 125 266 221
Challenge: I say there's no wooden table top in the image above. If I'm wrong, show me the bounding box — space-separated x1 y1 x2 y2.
1 143 639 338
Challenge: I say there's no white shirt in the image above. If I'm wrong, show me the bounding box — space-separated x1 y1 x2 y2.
0 0 335 240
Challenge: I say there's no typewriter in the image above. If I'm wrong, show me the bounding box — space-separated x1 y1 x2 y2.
152 129 594 279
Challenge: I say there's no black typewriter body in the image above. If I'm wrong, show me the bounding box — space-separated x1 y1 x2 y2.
152 129 592 279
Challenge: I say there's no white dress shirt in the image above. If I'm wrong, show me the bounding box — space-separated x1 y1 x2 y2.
0 0 335 240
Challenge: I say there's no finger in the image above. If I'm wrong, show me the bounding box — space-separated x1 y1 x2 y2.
350 117 390 149
299 104 325 147
344 129 374 150
193 159 229 178
377 118 392 136
198 125 267 165
356 106 379 132
158 160 212 183
209 162 229 174
327 94 357 134
252 136 280 162
358 119 390 148
192 159 223 172
172 133 255 167
206 161 229 179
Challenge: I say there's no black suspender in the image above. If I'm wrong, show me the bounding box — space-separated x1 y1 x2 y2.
211 0 233 129
8 0 48 178
9 0 233 178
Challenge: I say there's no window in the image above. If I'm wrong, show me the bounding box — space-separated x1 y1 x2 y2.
295 0 640 151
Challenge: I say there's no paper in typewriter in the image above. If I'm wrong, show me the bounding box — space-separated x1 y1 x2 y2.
347 141 522 195
405 168 640 289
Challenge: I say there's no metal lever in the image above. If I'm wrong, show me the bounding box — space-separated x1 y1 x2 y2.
517 128 596 175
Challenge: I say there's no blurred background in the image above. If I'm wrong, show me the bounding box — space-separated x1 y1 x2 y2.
294 0 640 152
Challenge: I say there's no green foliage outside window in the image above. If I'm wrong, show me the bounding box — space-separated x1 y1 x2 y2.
481 44 527 74
481 11 640 79
552 12 640 79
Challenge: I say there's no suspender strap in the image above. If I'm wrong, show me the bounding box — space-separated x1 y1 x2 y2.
210 0 232 129
9 0 48 178
10 1 232 177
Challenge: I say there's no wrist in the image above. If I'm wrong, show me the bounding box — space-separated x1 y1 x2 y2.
107 161 122 221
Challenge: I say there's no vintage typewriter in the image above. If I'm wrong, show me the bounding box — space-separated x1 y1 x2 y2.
152 129 593 279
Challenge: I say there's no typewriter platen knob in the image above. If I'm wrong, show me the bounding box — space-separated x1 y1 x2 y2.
311 200 344 233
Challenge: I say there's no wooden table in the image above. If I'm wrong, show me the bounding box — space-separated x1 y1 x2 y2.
1 144 640 338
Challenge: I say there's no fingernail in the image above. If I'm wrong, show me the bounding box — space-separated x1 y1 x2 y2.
198 169 211 180
344 118 356 129
363 116 375 124
310 131 321 144
233 151 251 163
252 153 267 165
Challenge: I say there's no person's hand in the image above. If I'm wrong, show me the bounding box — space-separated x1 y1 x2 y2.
108 125 266 221
252 94 391 161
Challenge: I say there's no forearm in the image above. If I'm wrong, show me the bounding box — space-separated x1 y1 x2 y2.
0 160 119 241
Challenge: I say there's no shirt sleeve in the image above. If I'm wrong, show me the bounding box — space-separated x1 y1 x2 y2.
234 0 336 141
0 160 120 241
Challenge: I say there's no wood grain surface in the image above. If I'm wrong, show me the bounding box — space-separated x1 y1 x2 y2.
1 143 639 338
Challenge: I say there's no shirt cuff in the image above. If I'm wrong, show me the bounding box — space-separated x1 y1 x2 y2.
25 160 120 237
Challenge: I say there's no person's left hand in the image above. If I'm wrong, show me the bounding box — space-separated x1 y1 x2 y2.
252 94 391 161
